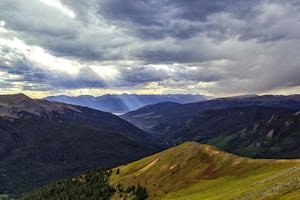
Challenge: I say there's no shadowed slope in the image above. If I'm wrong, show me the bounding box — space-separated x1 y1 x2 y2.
0 94 159 196
0 93 149 141
169 106 300 158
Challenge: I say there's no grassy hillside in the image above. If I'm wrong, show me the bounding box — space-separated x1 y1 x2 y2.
110 142 300 200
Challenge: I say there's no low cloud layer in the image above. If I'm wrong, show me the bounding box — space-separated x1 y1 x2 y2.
0 0 300 97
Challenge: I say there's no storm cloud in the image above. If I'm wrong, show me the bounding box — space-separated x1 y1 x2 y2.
0 0 300 97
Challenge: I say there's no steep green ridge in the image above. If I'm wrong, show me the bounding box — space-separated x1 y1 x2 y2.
110 142 300 200
125 102 300 159
171 106 300 158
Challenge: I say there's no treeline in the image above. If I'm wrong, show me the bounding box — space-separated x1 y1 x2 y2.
115 183 148 200
18 168 148 200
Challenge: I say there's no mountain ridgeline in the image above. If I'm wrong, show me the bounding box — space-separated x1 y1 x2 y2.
0 93 148 140
44 94 209 114
110 142 300 199
122 94 300 134
0 94 159 197
122 94 300 158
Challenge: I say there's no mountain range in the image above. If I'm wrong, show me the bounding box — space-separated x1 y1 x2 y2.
44 94 209 114
3 93 300 199
0 94 159 197
122 94 300 134
122 95 300 158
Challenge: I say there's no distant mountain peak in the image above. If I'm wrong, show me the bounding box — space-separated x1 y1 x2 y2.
13 93 30 98
1 93 30 98
0 93 80 119
0 93 32 106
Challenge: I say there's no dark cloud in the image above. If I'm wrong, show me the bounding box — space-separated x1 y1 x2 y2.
171 0 253 21
94 0 262 40
180 70 223 83
136 49 194 63
119 66 170 83
97 0 167 26
94 0 204 40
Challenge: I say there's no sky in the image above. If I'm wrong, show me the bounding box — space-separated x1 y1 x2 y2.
1 0 300 98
